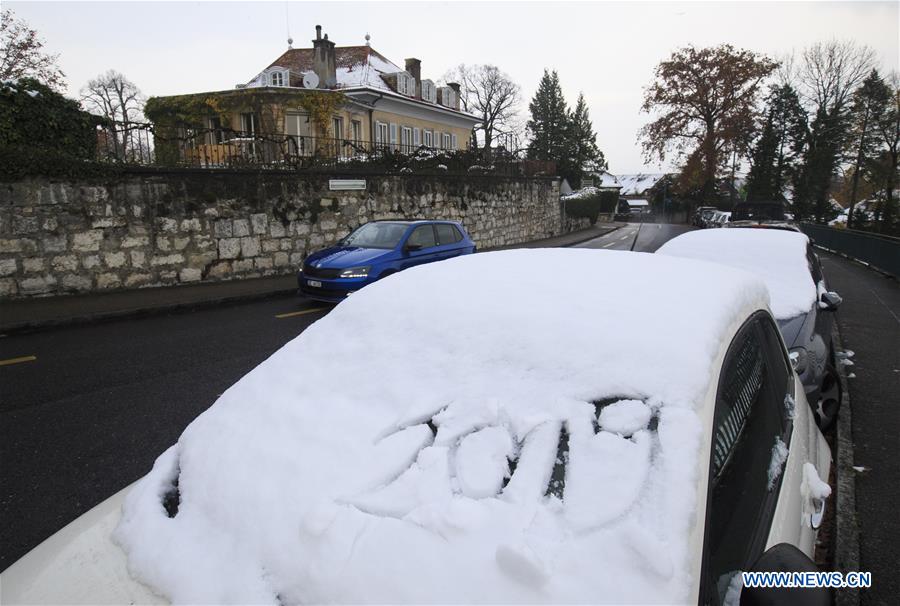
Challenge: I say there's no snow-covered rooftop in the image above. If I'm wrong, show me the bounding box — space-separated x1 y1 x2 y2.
617 173 667 196
115 249 770 604
587 170 622 189
657 229 816 320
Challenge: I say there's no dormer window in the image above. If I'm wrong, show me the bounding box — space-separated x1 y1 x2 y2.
396 72 415 97
421 80 436 103
439 86 456 108
270 71 284 87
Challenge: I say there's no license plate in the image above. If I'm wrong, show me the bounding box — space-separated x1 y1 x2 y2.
307 280 322 288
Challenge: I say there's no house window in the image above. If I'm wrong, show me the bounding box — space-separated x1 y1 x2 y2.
240 112 259 135
351 120 362 144
332 117 344 140
389 123 398 150
421 80 436 103
375 122 389 149
439 87 456 108
401 127 412 152
413 128 421 148
270 71 284 87
424 130 433 148
396 72 415 96
207 116 224 145
442 133 451 149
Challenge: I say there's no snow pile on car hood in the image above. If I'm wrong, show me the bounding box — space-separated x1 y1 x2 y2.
657 228 816 319
115 249 769 604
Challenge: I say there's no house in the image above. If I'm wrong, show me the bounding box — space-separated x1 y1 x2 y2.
582 170 622 192
148 26 480 165
616 173 668 199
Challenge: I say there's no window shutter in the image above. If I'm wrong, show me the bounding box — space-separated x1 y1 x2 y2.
390 123 398 149
451 134 458 150
435 131 442 149
375 122 383 144
413 128 421 147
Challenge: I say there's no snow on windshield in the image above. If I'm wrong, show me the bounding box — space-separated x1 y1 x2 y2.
657 229 817 319
114 248 769 604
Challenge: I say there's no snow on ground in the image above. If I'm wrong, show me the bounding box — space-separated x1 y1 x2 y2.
657 229 817 320
115 249 770 604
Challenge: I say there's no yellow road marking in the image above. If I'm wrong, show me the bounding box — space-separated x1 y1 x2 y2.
275 308 328 319
0 355 36 367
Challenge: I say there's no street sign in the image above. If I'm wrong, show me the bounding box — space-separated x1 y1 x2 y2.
329 179 366 191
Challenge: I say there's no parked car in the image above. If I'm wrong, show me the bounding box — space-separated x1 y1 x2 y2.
699 208 719 228
692 206 718 226
298 219 476 302
658 228 842 428
710 211 732 227
1 250 831 606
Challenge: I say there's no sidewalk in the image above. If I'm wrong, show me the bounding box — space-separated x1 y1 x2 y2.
0 223 623 334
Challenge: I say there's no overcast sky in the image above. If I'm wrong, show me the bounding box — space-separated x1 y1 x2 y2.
8 1 899 173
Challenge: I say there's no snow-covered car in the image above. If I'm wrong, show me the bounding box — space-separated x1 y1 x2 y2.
658 229 842 428
1 250 832 606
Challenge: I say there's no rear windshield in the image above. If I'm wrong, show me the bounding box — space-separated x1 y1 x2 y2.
732 204 785 221
342 223 408 249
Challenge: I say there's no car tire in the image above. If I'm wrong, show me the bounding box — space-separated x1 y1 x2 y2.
816 364 842 431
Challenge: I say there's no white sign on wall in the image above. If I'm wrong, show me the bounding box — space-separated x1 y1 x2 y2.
329 179 366 191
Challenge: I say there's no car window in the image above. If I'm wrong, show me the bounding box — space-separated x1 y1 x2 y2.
806 245 824 284
435 224 460 245
407 225 437 248
342 222 407 249
703 313 792 604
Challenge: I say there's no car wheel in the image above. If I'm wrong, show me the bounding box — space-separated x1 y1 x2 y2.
816 364 842 431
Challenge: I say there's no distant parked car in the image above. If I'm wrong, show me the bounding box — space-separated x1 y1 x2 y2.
298 220 476 302
658 228 843 428
699 208 719 228
710 211 732 227
731 201 786 222
1 249 832 606
692 206 718 227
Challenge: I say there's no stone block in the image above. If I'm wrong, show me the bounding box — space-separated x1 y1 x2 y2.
73 230 103 252
13 216 39 235
150 253 185 267
240 236 260 258
179 268 202 283
262 239 280 253
0 239 22 253
130 251 146 267
233 259 254 272
0 278 17 297
180 218 202 232
156 236 171 252
124 273 153 288
213 219 233 238
19 275 57 295
97 273 121 289
251 213 268 235
61 274 92 291
0 258 18 276
42 217 58 231
156 217 178 233
269 221 286 238
320 219 338 231
82 255 101 269
290 252 305 265
279 239 293 250
187 251 216 267
121 235 149 249
104 251 127 269
206 261 231 279
255 257 273 270
91 217 126 229
233 219 250 237
23 257 44 273
51 255 79 272
42 234 67 253
173 237 191 251
320 198 333 208
218 238 241 259
273 252 289 267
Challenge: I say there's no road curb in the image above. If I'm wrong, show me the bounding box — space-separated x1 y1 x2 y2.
0 287 298 336
831 321 860 606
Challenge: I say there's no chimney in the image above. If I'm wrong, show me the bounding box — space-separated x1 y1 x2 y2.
447 82 461 110
405 58 421 98
312 25 336 88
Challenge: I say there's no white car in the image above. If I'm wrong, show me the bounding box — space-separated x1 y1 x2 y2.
1 250 831 605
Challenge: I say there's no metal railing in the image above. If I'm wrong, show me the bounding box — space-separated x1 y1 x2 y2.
93 122 554 177
800 223 900 278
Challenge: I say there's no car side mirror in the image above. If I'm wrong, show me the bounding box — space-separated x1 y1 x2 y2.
739 543 831 606
819 291 842 311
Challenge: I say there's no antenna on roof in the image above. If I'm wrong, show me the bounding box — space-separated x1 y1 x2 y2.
365 33 371 47
285 1 292 48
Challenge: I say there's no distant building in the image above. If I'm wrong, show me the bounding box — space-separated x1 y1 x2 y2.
616 173 668 199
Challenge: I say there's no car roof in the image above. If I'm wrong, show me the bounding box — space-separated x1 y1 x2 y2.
115 250 770 604
658 228 816 319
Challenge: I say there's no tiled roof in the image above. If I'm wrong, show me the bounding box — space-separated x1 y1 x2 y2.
262 45 402 91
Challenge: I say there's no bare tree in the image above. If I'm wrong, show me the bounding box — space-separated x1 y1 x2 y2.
444 64 521 154
0 9 65 91
80 70 147 161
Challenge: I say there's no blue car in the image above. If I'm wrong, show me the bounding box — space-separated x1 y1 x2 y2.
298 220 476 302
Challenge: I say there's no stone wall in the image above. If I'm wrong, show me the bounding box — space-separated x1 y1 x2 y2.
0 171 563 298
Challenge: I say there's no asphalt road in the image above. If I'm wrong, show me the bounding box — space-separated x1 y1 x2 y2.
576 221 695 252
818 251 900 606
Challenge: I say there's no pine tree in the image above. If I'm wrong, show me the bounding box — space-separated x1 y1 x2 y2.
745 85 807 202
846 69 891 228
526 70 571 175
569 92 606 184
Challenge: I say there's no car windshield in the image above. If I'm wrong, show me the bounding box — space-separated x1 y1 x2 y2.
341 222 408 249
